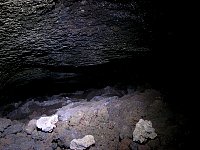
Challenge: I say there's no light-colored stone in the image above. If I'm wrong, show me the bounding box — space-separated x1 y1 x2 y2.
70 135 95 150
69 111 84 126
36 114 58 132
56 98 111 125
25 119 37 134
133 119 157 143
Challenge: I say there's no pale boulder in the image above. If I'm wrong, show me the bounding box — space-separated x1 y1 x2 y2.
133 119 157 143
36 114 58 132
70 135 95 150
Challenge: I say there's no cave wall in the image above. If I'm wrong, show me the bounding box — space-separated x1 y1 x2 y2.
0 0 154 97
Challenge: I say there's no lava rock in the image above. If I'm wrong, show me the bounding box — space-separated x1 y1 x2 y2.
36 114 58 132
133 119 157 143
25 119 37 134
0 118 12 133
3 122 24 136
0 0 152 96
70 135 95 150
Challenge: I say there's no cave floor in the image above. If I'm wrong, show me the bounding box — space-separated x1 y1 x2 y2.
0 86 190 150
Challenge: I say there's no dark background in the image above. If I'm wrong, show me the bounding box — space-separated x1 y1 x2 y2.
0 0 190 112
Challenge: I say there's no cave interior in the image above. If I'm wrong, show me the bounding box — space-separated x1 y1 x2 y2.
0 0 193 150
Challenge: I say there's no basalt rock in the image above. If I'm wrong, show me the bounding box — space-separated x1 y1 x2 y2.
0 0 153 99
0 118 12 135
0 89 189 149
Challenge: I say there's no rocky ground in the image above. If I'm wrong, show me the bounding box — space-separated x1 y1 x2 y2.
0 86 191 150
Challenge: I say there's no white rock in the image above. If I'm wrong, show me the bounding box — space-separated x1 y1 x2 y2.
70 135 95 150
133 119 157 143
36 114 58 132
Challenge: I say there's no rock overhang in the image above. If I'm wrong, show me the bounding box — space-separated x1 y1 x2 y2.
0 0 154 101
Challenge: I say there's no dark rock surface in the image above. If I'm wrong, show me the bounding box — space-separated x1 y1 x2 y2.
0 87 191 150
0 0 193 149
0 0 152 97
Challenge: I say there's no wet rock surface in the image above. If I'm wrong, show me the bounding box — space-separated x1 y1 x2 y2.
0 86 191 149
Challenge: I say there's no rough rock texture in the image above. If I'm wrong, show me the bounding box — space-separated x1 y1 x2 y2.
3 95 72 120
36 114 58 132
0 0 152 94
0 118 12 133
0 87 190 150
70 135 95 150
25 119 37 134
56 96 112 123
133 119 157 143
